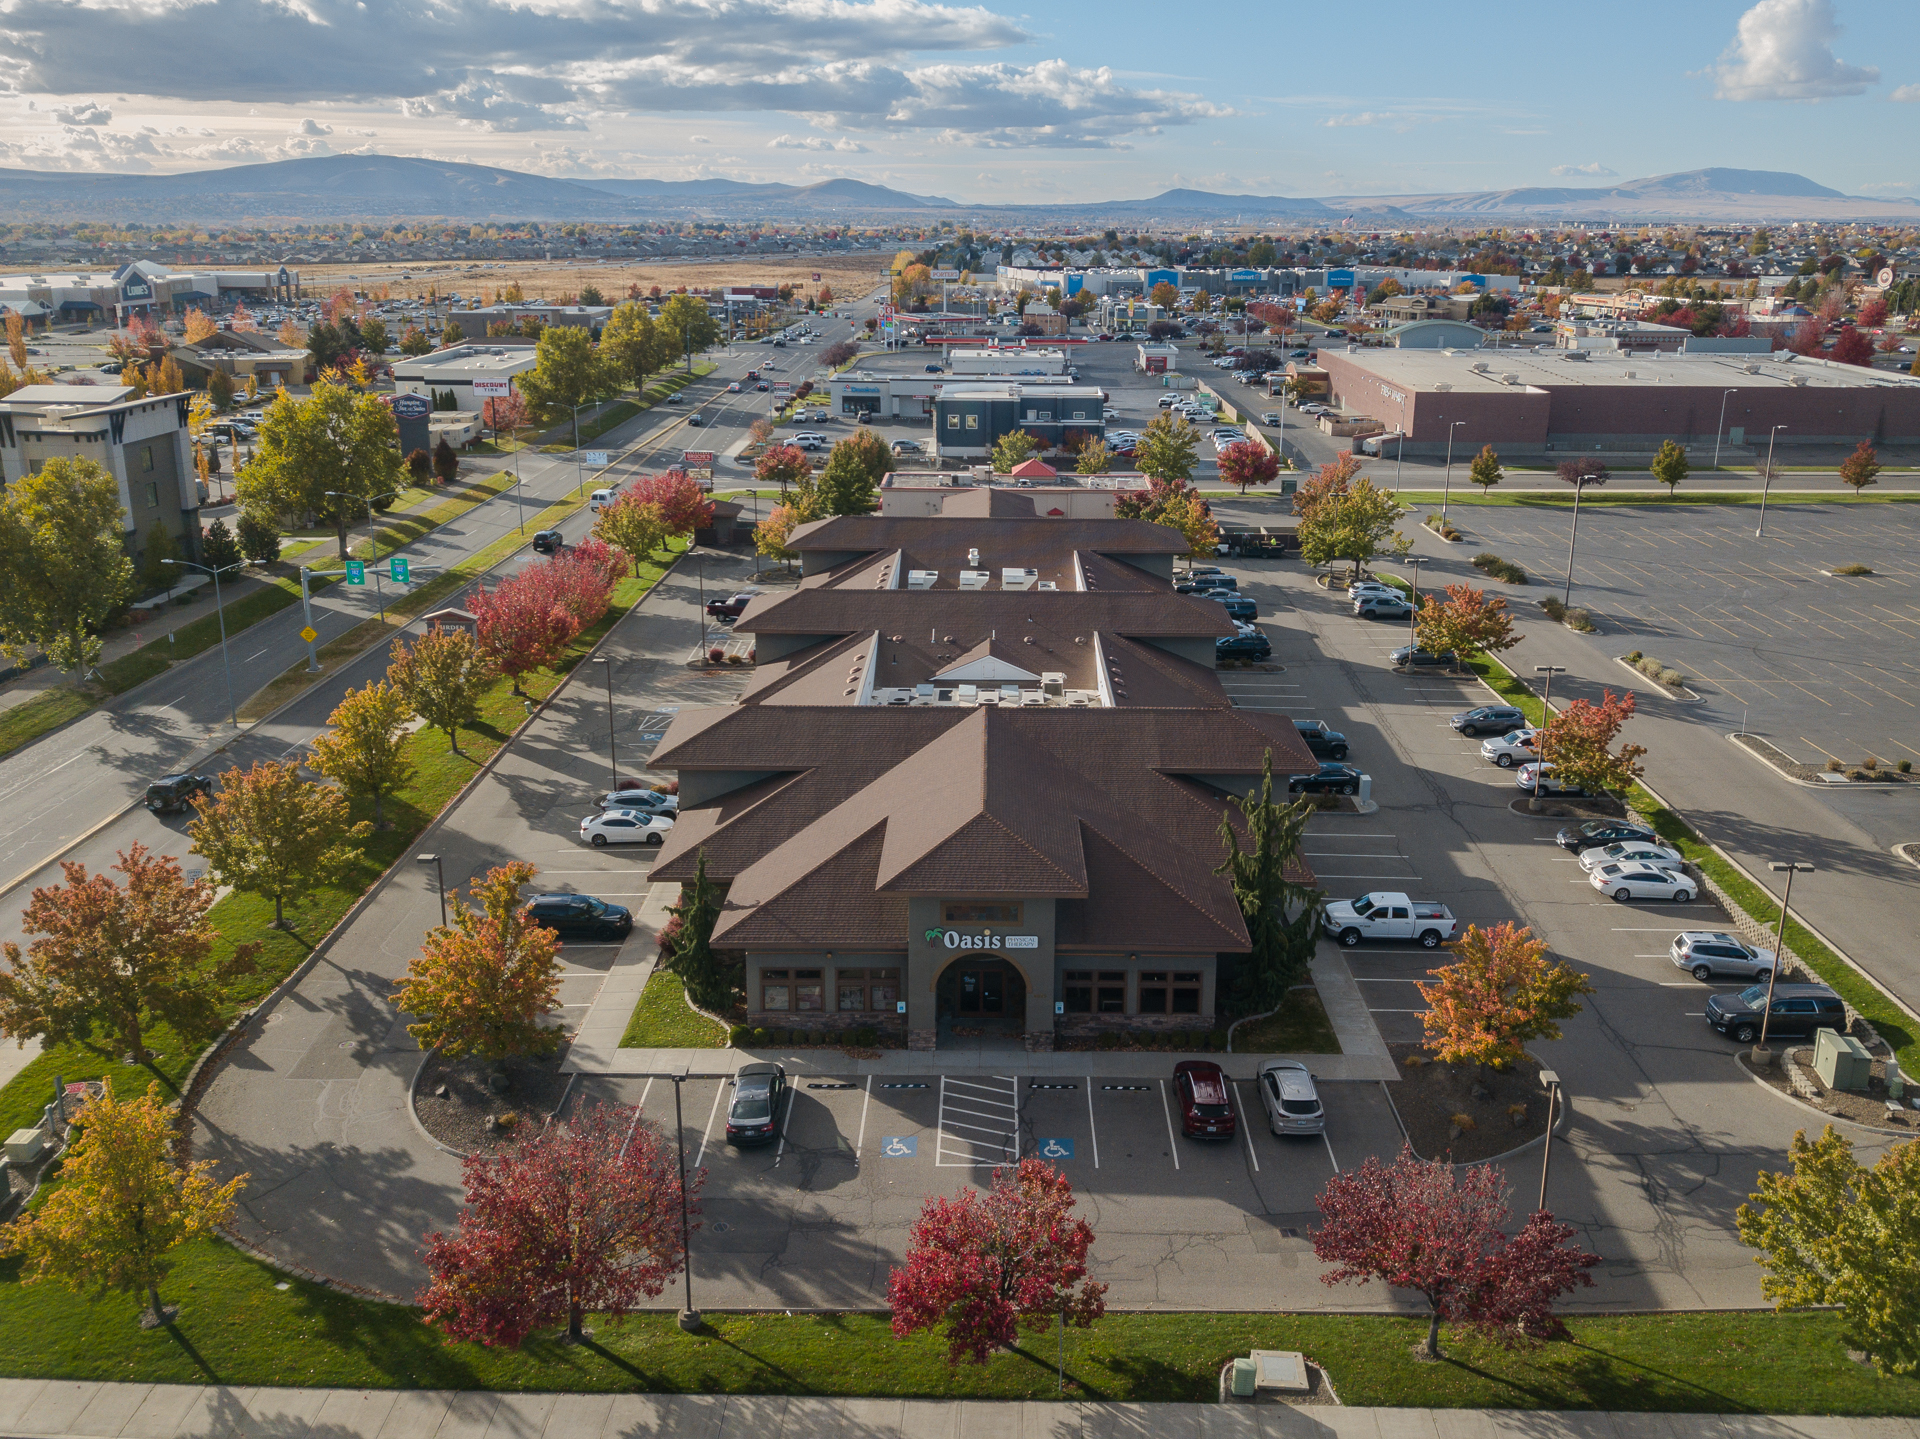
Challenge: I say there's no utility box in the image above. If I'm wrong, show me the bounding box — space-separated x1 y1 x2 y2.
4 1128 45 1165
1814 1029 1872 1092
1230 1358 1258 1397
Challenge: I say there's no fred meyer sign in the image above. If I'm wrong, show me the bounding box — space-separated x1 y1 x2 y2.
924 929 1039 951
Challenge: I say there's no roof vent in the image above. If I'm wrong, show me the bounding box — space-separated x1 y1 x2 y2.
958 570 990 590
1037 580 1058 591
967 547 980 567
1789 374 1808 387
907 569 937 589
1623 370 1636 380
1433 382 1453 392
1002 567 1037 591
1499 373 1519 385
1469 360 1490 373
1041 672 1066 696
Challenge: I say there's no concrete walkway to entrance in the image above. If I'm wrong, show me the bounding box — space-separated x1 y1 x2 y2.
0 1380 1903 1439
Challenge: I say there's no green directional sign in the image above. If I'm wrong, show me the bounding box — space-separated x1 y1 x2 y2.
345 560 365 586
389 557 410 584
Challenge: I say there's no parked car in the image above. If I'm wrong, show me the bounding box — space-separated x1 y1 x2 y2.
1176 573 1237 593
1197 591 1257 623
1450 705 1527 738
1515 761 1587 796
525 893 633 941
601 788 679 815
1321 891 1459 948
924 363 944 373
1671 931 1776 982
706 590 761 621
1216 632 1271 661
146 772 215 814
1705 982 1844 1045
725 1062 788 1145
792 431 828 449
1389 645 1456 669
1288 762 1362 796
1256 1060 1325 1136
1172 1060 1237 1138
1555 819 1657 853
1480 730 1541 767
1294 719 1349 761
531 529 565 554
890 439 922 456
1589 862 1695 903
1354 592 1414 620
579 809 673 847
1579 841 1683 874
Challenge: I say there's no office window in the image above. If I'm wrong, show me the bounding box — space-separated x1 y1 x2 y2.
795 968 824 1012
141 445 154 472
1097 969 1127 1014
761 970 791 1011
1063 970 1093 1013
944 901 1021 924
947 413 960 429
870 968 899 1011
838 983 866 1011
964 414 979 430
1172 971 1203 1015
145 483 159 508
1137 970 1169 1014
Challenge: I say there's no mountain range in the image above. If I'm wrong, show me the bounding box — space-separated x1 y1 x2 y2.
0 155 1911 225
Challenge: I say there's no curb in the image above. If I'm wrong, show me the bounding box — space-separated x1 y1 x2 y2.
1383 1063 1576 1171
405 1047 469 1160
1612 655 1702 704
1727 731 1915 790
1731 1050 1909 1136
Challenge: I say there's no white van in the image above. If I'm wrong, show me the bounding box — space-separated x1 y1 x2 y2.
589 487 619 512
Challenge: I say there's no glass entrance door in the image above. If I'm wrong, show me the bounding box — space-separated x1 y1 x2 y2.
957 969 1006 1015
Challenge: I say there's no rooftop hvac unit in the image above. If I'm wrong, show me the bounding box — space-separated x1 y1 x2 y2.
1744 363 1761 374
1002 568 1038 591
958 570 990 590
1789 375 1808 387
1469 361 1490 373
1037 580 1059 591
1021 691 1047 705
955 684 978 703
1499 373 1519 384
914 684 936 700
1623 371 1636 380
1433 382 1453 392
907 570 938 589
1041 672 1066 697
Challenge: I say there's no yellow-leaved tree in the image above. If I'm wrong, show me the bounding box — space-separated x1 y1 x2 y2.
188 759 371 928
308 680 416 828
1416 921 1594 1069
2 1079 246 1329
182 307 217 344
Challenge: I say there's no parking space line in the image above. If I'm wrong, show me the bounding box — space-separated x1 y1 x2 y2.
616 1076 655 1157
1085 1078 1100 1168
854 1075 872 1163
693 1079 726 1169
1323 1131 1340 1173
1232 1082 1260 1171
1157 1079 1181 1170
1315 873 1421 879
771 1081 798 1167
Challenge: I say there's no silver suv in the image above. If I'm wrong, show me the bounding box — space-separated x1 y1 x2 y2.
1256 1060 1325 1136
1671 931 1775 982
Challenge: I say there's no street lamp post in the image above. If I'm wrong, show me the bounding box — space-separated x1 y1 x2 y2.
326 489 403 623
1756 425 1788 539
1402 555 1427 655
1711 389 1737 470
590 656 617 789
1753 862 1814 1066
1561 475 1597 608
1441 421 1465 524
1537 1068 1562 1212
1531 665 1567 812
415 852 448 929
161 556 253 727
672 1071 701 1332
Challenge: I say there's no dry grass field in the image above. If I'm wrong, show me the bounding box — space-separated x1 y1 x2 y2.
296 252 889 302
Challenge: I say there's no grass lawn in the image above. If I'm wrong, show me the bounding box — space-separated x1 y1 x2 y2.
0 1234 1915 1415
618 969 727 1050
0 543 685 1139
1231 989 1341 1054
1392 490 1920 508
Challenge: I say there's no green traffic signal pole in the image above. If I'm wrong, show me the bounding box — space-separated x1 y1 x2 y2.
296 559 439 675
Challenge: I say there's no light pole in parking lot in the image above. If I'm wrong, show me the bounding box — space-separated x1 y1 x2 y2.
1711 389 1738 470
671 1069 701 1332
415 852 447 929
590 655 618 789
1530 665 1567 812
1755 425 1788 539
1536 1069 1561 1211
1441 421 1466 525
1401 556 1427 655
1753 861 1814 1066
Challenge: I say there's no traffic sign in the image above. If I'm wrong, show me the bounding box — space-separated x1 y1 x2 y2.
299 625 318 643
389 557 410 584
345 560 365 586
580 451 609 467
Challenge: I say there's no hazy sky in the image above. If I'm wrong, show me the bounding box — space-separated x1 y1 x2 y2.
2 0 1916 201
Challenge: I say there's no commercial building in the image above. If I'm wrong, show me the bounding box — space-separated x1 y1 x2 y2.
0 385 202 561
948 347 1068 376
931 382 1107 461
450 304 611 336
0 261 299 327
644 491 1315 1051
1385 319 1486 350
167 330 310 390
390 344 538 412
1373 294 1474 325
1314 345 1920 456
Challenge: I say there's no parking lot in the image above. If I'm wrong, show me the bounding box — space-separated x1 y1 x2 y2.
1453 499 1920 766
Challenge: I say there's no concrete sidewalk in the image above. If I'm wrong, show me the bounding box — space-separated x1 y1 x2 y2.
0 1380 1907 1439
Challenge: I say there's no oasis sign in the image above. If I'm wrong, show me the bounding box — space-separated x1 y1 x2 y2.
924 929 1039 950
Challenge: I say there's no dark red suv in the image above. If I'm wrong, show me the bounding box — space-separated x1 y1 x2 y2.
1173 1060 1237 1139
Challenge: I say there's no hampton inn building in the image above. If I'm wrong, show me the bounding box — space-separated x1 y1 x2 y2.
645 489 1315 1051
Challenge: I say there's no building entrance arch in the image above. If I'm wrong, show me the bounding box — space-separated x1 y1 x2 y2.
934 955 1029 1044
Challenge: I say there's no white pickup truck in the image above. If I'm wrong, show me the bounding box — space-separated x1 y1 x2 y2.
1321 892 1460 950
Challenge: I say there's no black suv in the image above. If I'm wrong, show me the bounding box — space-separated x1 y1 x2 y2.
1288 762 1362 796
1295 720 1349 761
1450 705 1527 737
146 772 215 814
531 529 565 554
1556 819 1657 854
1706 982 1845 1046
1216 633 1271 662
525 893 633 942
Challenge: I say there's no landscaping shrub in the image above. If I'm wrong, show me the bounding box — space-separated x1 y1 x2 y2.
1657 667 1683 686
1632 654 1688 689
1832 562 1874 576
1848 769 1869 781
1626 650 1643 662
1565 607 1597 633
1826 758 1845 773
1472 552 1528 584
1901 760 1912 774
1209 1028 1229 1050
854 1026 876 1048
1097 1031 1119 1050
729 1024 751 1047
751 1027 770 1046
1540 596 1567 621
1422 513 1461 540
1865 755 1880 771
707 647 724 663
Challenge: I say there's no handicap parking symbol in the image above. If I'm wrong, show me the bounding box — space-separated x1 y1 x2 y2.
881 1135 917 1157
1037 1137 1074 1161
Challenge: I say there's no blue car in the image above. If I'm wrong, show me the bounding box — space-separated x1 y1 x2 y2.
1199 591 1257 622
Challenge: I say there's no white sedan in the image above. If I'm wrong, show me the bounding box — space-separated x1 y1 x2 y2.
1481 730 1541 768
1578 841 1685 875
1589 862 1695 903
580 809 673 847
1514 762 1586 795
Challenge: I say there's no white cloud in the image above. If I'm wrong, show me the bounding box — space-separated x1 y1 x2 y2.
1322 112 1392 127
296 117 332 136
1893 84 1920 102
1551 162 1618 178
768 132 866 152
688 134 712 143
0 124 160 170
49 100 111 125
1712 0 1878 101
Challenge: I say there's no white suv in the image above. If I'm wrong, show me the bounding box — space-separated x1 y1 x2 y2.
792 431 829 449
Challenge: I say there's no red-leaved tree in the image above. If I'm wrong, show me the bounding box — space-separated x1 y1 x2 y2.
481 392 530 435
1830 326 1875 368
548 538 627 631
888 1158 1107 1365
1857 297 1889 329
472 570 574 695
419 1102 696 1346
629 470 714 538
1313 1147 1598 1358
1218 440 1280 495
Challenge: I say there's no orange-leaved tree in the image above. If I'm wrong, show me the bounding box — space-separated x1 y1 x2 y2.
1413 583 1520 672
182 308 217 344
1417 921 1595 1069
1538 688 1645 796
188 760 371 928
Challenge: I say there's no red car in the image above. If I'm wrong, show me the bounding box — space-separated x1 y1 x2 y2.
1173 1060 1237 1138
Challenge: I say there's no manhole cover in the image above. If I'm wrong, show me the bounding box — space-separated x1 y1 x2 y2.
710 1221 732 1233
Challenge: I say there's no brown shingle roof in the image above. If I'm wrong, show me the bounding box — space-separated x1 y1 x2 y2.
735 589 1236 641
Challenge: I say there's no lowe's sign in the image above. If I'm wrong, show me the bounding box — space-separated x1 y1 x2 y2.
924 929 1040 951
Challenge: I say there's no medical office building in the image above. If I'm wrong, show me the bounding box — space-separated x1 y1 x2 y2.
644 490 1316 1052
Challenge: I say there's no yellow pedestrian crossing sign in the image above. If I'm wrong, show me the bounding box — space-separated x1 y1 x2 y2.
299 626 318 643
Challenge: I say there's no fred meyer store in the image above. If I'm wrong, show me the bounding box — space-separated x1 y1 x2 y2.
643 495 1315 1051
